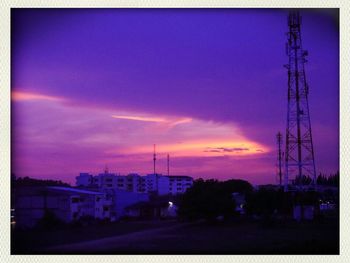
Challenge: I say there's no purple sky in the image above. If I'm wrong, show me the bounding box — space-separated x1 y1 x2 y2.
11 9 339 185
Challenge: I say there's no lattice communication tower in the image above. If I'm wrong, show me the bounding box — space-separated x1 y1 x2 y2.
284 11 317 191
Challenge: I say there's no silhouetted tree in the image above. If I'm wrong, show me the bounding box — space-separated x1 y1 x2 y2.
316 171 339 187
245 188 293 217
293 174 312 185
327 171 339 187
13 176 70 187
293 191 319 206
178 179 252 221
35 210 64 230
221 179 253 194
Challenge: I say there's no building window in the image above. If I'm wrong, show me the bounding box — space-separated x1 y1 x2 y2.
71 197 79 203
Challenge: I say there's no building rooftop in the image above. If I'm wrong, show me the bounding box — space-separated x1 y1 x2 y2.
47 186 104 195
167 175 193 179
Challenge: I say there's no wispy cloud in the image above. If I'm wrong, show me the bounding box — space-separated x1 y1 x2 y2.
204 147 249 153
112 115 166 123
112 114 192 127
11 91 65 102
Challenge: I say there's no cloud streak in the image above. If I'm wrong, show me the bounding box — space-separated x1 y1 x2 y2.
111 114 192 127
204 147 250 153
12 91 66 102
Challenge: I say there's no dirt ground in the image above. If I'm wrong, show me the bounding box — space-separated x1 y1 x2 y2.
12 218 339 255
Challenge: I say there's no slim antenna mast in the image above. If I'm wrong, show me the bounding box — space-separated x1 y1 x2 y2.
153 144 156 174
277 132 283 186
167 154 170 176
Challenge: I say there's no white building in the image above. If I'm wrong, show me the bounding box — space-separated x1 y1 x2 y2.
76 172 193 196
168 175 193 195
76 173 93 186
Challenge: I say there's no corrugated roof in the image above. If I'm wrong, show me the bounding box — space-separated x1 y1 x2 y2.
47 186 104 195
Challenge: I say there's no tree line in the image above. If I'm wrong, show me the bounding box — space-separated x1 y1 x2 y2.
11 174 70 187
293 171 339 186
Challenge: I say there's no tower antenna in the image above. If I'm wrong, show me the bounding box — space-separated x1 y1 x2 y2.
153 144 156 174
284 11 316 191
167 154 170 176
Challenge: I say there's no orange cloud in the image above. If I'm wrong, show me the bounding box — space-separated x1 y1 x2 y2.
109 139 269 158
11 91 65 102
107 114 269 158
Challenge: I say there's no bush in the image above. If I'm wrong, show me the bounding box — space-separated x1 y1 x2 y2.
245 188 293 217
35 210 65 230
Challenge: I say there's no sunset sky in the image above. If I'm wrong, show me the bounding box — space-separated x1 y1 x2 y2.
11 9 339 185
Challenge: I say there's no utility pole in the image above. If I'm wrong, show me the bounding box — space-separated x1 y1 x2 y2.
276 132 283 186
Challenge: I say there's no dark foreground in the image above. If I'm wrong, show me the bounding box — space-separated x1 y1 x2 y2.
12 218 339 255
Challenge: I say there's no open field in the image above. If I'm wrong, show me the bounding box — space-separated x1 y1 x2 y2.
11 220 179 254
12 218 339 255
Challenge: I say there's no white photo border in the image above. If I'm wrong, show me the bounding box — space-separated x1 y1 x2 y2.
1 1 348 262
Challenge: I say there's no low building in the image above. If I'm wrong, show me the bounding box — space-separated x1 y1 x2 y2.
102 189 149 220
14 186 111 228
125 199 178 219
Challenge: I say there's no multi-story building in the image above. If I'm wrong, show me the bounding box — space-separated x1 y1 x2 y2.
168 176 194 195
76 172 193 195
76 173 93 186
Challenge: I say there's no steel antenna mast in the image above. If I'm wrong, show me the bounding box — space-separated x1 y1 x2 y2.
153 144 156 175
284 11 316 191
